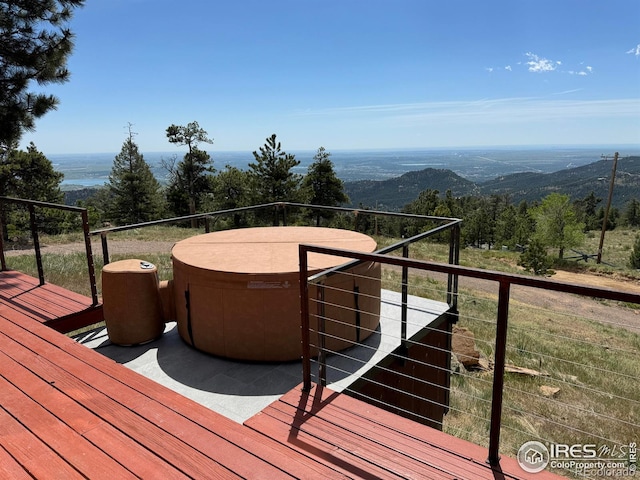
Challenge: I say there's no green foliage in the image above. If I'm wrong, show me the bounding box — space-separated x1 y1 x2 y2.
164 121 215 220
302 147 349 225
518 238 551 275
624 198 640 227
0 143 69 237
573 191 602 231
630 235 640 269
0 142 63 201
0 0 85 148
249 134 302 223
211 165 253 227
531 193 585 259
106 127 165 225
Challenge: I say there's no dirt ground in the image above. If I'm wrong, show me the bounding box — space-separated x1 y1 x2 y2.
5 239 640 333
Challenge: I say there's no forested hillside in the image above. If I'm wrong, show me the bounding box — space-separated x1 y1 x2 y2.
345 156 640 210
344 168 477 210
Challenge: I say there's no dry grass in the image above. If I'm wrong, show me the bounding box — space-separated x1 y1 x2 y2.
382 268 639 479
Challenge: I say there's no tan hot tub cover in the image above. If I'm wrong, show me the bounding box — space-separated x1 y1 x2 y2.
171 226 381 361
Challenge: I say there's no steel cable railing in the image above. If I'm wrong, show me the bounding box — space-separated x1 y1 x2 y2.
299 245 640 473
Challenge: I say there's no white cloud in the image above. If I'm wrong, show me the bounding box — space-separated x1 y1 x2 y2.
486 67 494 73
626 44 640 56
586 66 593 72
525 52 558 72
505 65 512 71
297 98 640 125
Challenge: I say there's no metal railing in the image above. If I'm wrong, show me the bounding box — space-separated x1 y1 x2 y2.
298 243 640 470
90 201 462 265
0 196 98 305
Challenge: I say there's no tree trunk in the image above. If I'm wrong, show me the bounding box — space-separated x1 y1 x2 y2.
189 198 197 229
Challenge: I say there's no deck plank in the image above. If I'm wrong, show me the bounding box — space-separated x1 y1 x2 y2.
0 315 265 479
246 384 565 480
1 295 346 479
0 270 95 325
0 445 34 480
0 373 137 479
0 347 189 479
0 407 85 479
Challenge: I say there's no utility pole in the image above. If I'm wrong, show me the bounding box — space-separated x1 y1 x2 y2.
597 152 619 264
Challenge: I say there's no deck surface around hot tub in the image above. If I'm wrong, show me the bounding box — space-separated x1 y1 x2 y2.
75 290 449 424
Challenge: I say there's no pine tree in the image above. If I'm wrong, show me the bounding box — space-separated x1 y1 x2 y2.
249 134 302 224
0 0 85 149
107 125 164 225
0 142 65 237
211 165 252 227
630 235 640 269
164 121 214 226
519 238 551 275
302 147 349 226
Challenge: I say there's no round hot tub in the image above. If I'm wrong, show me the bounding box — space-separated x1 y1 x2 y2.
171 226 381 361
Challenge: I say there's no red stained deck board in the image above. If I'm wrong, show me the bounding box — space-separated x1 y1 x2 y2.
0 271 567 480
259 400 468 479
0 445 34 480
0 291 346 479
0 408 85 479
0 270 93 323
0 348 189 480
0 374 137 479
0 296 331 479
247 384 566 480
0 320 270 479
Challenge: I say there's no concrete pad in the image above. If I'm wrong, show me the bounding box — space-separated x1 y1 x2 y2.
74 290 448 423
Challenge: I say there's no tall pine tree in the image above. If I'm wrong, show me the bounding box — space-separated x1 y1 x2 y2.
302 147 349 226
164 121 214 226
107 125 164 225
249 134 301 224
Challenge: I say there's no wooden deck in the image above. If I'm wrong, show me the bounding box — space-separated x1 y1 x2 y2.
0 270 102 333
0 270 565 479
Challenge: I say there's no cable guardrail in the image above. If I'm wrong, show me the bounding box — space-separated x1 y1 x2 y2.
0 196 98 305
299 245 640 476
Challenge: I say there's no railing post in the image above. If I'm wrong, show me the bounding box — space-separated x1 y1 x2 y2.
28 204 45 285
81 210 99 306
318 282 327 386
299 245 312 391
401 244 409 350
101 232 110 266
488 279 511 466
0 203 6 271
447 223 460 312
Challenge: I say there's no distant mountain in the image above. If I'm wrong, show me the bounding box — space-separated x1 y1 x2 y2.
344 168 477 210
344 156 640 210
478 156 640 207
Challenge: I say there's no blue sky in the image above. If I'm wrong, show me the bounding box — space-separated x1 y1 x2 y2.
21 0 640 154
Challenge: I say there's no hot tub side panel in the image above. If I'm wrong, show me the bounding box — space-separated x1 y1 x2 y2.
309 261 381 356
173 259 303 361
